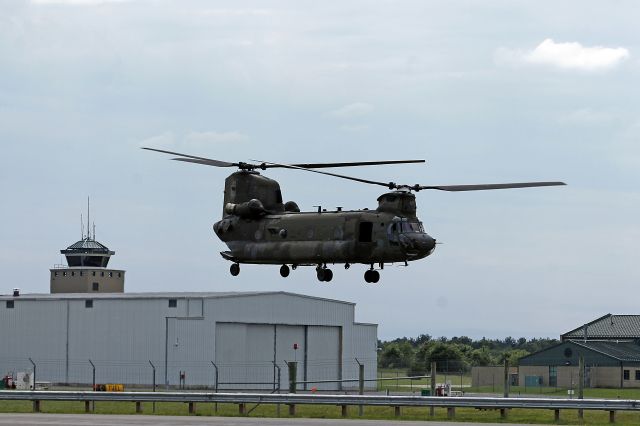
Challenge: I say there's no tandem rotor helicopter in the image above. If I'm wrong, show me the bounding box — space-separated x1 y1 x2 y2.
144 147 565 283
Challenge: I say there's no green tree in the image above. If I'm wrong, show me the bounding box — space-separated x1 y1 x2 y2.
379 341 414 368
427 342 467 372
468 347 496 366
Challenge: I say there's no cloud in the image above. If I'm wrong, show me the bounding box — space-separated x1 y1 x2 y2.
138 131 248 150
496 39 629 71
328 102 374 120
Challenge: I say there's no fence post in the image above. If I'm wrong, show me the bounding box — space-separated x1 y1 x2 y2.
287 361 297 415
272 361 281 416
430 361 436 417
88 359 96 412
578 356 584 419
211 361 219 413
503 358 509 398
356 358 364 416
28 358 36 391
149 360 156 413
88 360 96 391
288 361 297 393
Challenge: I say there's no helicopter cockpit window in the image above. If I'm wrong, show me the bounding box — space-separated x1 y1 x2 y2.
400 222 424 233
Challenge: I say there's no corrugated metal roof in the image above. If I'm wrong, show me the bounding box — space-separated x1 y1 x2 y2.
0 291 355 305
64 238 110 251
571 340 640 362
563 314 640 340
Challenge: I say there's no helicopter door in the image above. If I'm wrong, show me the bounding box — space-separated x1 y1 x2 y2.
358 221 373 243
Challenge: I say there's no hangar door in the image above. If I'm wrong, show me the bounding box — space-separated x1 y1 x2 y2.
306 326 341 390
215 323 341 390
215 323 276 390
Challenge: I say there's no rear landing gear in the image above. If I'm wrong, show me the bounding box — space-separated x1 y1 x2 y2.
316 266 333 282
280 264 290 278
364 269 380 283
230 263 240 276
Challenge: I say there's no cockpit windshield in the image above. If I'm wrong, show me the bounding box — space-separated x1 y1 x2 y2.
400 221 424 233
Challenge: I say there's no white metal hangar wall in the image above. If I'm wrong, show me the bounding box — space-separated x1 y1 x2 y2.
0 291 377 390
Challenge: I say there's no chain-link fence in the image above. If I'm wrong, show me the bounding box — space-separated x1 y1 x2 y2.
0 356 379 392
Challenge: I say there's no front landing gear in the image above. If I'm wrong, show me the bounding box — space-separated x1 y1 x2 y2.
316 265 333 282
230 263 240 276
364 269 380 283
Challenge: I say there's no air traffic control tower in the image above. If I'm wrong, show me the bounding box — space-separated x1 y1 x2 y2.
50 214 125 293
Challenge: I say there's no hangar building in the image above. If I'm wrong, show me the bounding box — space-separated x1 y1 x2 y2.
0 291 377 390
1 220 378 390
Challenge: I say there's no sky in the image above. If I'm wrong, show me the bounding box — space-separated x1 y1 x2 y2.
1 0 639 340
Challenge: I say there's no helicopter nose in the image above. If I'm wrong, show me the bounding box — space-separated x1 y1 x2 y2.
399 233 436 258
419 234 436 253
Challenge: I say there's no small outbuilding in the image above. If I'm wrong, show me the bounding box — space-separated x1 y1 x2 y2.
519 314 640 389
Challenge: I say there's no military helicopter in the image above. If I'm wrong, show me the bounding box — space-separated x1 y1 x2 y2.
143 147 565 283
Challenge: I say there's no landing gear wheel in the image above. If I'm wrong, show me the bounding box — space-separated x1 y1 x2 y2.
364 269 380 283
230 263 240 276
280 264 290 278
324 269 333 282
316 268 333 282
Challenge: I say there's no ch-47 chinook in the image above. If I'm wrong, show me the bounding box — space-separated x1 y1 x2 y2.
143 147 565 283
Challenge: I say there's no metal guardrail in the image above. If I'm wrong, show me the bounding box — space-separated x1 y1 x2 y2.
1 391 638 421
1 390 639 409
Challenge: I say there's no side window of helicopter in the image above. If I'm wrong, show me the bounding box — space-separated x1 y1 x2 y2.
358 221 373 243
387 223 399 245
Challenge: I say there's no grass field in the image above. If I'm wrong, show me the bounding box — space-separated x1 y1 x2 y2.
3 369 640 424
2 399 640 424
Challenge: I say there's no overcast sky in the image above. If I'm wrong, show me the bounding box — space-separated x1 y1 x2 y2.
1 0 639 340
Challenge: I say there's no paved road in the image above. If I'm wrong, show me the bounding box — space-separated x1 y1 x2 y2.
0 414 521 426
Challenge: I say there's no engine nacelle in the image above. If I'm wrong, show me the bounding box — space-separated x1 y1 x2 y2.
224 199 267 219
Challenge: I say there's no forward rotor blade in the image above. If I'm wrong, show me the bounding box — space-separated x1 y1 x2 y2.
141 147 237 167
171 158 237 167
254 160 395 188
287 159 425 169
419 182 566 191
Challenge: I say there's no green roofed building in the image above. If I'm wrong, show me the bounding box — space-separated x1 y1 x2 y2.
518 314 640 389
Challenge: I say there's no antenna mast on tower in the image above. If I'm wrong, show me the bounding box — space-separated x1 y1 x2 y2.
87 196 91 240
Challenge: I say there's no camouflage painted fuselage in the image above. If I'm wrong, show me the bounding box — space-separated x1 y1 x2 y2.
212 171 436 266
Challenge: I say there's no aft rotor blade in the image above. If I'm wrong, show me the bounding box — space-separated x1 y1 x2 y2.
419 182 566 191
287 159 425 169
254 160 396 189
141 147 237 167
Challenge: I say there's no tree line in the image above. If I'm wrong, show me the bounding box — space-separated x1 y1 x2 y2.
378 334 558 375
